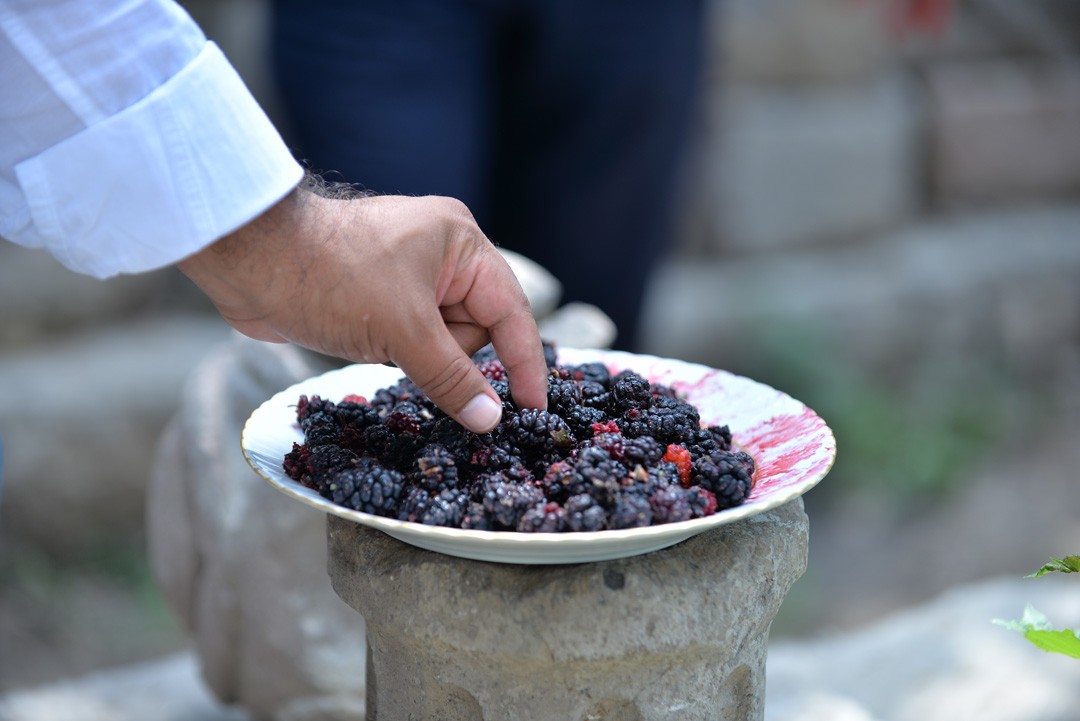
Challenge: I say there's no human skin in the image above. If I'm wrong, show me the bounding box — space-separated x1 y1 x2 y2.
177 186 549 433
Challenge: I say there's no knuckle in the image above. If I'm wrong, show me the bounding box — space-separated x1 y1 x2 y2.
417 355 477 409
438 195 472 218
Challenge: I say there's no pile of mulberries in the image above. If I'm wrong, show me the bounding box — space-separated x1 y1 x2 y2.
282 344 755 533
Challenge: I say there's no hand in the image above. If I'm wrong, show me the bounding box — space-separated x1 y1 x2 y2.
177 186 549 433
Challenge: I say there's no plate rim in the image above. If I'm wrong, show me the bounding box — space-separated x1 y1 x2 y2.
241 348 836 564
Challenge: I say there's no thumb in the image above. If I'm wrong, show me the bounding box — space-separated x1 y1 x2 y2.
391 322 504 434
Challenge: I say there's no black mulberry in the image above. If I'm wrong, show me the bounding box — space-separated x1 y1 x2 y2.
565 493 607 532
685 424 733 460
334 400 380 432
285 348 756 531
626 435 665 468
572 446 627 508
579 380 611 410
304 444 361 491
283 442 311 483
324 458 404 517
461 502 492 530
397 487 432 523
414 443 459 493
637 395 700 446
691 450 753 510
610 372 653 414
547 375 583 417
499 408 573 457
649 486 693 524
296 395 335 426
565 405 607 440
301 410 341 446
420 489 469 527
607 493 653 529
686 487 719 518
517 502 567 533
569 362 612 386
482 479 546 530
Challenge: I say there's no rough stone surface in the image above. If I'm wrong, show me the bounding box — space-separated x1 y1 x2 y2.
500 249 563 320
0 244 202 348
0 316 232 553
537 301 618 350
785 406 1080 635
642 205 1080 384
704 72 921 252
0 653 249 721
926 58 1080 206
326 499 809 721
715 0 895 85
644 204 1080 637
896 2 1032 63
147 336 367 721
765 574 1080 721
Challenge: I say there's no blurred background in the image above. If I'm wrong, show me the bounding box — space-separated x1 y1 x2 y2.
2 0 1079 693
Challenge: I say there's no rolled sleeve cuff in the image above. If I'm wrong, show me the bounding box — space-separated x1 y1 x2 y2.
14 41 303 279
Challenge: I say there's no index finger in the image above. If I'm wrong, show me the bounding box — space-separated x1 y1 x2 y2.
490 306 549 411
465 251 549 411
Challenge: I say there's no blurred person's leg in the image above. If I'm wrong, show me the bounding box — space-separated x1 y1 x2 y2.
271 0 707 352
487 0 708 351
270 0 498 219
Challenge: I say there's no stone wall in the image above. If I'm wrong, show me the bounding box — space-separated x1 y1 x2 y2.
658 0 1080 368
643 0 1080 632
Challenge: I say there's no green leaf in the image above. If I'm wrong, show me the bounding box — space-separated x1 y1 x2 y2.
1027 556 1080 578
994 604 1080 659
1024 629 1080 659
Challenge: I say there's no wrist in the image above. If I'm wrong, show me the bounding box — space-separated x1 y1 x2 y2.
178 184 320 342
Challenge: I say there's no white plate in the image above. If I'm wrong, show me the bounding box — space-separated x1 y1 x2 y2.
242 348 836 564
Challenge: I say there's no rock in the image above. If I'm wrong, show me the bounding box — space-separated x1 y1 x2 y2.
0 244 202 348
147 337 366 721
765 574 1080 721
900 1 1080 64
926 58 1080 207
273 695 367 721
537 301 618 349
0 316 232 554
703 72 921 252
641 204 1080 386
0 652 249 721
795 409 1080 632
714 0 896 85
499 248 563 319
326 499 809 720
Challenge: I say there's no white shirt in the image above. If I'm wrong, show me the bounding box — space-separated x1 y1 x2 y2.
0 0 304 279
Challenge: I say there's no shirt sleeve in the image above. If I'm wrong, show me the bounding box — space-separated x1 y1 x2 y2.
0 0 304 279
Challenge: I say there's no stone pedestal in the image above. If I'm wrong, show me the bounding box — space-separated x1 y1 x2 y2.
327 498 808 721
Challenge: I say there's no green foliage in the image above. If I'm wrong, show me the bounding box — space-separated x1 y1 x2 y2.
741 318 1009 504
994 558 1080 659
1027 556 1080 578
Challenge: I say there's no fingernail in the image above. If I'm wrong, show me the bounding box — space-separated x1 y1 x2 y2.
460 394 502 433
